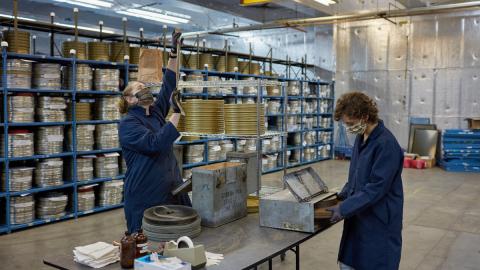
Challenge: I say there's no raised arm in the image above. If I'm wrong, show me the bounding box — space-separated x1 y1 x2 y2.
119 116 180 156
155 30 182 117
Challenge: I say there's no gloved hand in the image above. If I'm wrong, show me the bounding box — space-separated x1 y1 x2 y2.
170 29 183 55
170 90 185 115
326 203 343 223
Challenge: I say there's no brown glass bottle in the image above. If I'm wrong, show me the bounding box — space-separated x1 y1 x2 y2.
120 231 136 269
133 229 148 258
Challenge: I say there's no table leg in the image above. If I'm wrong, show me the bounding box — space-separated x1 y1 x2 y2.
295 245 300 270
269 259 273 270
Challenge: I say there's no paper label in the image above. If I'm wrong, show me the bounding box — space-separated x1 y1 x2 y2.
263 140 271 145
210 145 221 151
108 181 124 187
43 74 61 79
13 140 33 146
45 160 63 166
47 104 67 109
12 201 34 208
47 135 64 142
105 164 119 169
12 176 31 183
13 108 35 113
47 195 68 202
103 152 120 157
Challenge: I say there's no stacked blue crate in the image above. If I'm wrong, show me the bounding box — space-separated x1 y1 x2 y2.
440 129 480 172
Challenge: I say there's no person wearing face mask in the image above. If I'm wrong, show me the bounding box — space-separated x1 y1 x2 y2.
326 92 404 270
118 30 190 233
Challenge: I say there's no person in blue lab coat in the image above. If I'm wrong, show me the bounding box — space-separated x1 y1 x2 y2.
326 92 404 270
118 30 191 234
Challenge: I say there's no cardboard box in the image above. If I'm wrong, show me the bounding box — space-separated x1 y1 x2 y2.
465 118 480 129
419 156 436 168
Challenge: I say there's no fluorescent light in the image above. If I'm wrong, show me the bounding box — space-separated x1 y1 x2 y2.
54 0 114 9
54 22 115 34
116 10 180 25
53 0 100 9
313 0 337 6
119 8 189 24
0 14 37 22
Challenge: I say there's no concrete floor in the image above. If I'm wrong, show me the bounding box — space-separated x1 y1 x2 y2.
0 160 479 270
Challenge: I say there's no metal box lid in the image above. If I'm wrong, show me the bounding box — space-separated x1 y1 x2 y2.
284 167 328 202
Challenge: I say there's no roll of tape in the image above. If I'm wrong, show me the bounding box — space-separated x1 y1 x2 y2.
177 236 194 248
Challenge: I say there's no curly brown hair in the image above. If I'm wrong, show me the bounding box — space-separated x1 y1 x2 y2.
334 92 378 123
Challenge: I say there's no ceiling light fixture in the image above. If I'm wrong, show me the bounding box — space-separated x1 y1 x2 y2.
54 22 115 34
123 8 189 24
0 14 37 22
313 0 337 6
116 10 179 25
115 9 184 25
54 0 113 9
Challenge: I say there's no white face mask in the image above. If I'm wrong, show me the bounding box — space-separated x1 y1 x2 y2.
346 120 367 135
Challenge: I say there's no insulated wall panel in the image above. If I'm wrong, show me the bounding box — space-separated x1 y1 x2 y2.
387 70 409 117
366 71 388 114
434 68 462 118
336 26 350 72
388 24 408 70
410 69 435 117
460 68 480 118
410 20 437 69
463 16 480 67
367 25 388 71
435 18 463 68
349 26 368 71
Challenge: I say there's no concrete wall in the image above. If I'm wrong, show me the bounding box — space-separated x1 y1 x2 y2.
335 11 480 148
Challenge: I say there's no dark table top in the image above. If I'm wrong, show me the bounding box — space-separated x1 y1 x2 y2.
44 214 334 270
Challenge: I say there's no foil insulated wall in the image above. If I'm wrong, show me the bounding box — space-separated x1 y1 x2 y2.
335 11 480 148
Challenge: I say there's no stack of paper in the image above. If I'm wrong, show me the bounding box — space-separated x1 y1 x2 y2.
73 242 119 268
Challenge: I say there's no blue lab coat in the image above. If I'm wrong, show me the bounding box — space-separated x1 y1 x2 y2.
119 69 191 233
337 120 404 270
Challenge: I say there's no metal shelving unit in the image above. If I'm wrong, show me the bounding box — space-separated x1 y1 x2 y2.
0 25 333 234
174 71 334 175
0 46 129 233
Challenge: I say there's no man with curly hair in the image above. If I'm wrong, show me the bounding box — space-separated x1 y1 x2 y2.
327 92 404 270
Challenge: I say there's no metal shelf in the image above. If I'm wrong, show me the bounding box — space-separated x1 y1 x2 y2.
77 203 124 217
10 182 75 196
75 90 122 95
0 192 7 198
4 88 73 94
9 213 76 231
5 52 73 64
2 152 74 162
77 175 125 186
0 226 8 234
76 148 122 156
76 120 120 125
6 121 72 127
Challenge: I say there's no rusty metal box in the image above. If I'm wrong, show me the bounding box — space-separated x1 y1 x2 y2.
226 151 259 194
259 167 335 233
192 162 247 227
